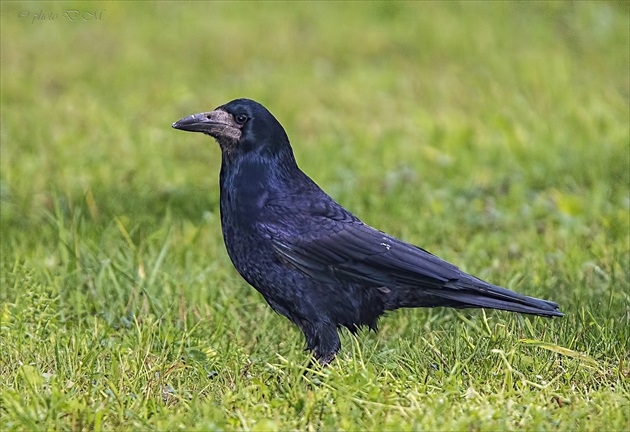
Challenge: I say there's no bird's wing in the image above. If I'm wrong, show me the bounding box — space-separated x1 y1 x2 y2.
260 199 563 316
261 202 462 289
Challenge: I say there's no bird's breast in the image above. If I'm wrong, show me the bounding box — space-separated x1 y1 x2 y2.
218 158 292 275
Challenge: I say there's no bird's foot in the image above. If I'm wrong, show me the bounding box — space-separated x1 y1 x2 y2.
316 352 337 366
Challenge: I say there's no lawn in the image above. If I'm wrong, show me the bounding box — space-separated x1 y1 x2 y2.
1 1 629 430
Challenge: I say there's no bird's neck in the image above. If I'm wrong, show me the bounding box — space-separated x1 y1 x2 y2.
219 150 301 222
220 148 299 189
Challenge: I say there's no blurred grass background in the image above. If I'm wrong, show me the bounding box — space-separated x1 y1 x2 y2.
1 1 629 431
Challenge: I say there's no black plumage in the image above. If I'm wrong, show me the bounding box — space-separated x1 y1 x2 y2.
172 98 563 364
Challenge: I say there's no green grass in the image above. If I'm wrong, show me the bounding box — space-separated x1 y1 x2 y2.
1 1 629 430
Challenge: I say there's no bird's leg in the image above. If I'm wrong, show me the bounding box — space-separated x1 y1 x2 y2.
299 320 340 366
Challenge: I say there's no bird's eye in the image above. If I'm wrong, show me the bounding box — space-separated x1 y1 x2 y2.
235 114 248 125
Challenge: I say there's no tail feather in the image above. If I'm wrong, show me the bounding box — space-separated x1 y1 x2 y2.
431 289 564 317
435 276 564 317
386 276 564 317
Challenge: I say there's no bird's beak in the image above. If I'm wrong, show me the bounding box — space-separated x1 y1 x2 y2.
172 109 234 134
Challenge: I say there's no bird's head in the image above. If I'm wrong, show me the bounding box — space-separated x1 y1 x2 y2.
172 99 292 160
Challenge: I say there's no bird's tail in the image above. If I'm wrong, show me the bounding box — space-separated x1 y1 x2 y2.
389 276 564 317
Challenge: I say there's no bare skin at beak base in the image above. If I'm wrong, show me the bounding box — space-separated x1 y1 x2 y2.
173 108 243 144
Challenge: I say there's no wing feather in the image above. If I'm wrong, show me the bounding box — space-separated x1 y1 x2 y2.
267 217 461 289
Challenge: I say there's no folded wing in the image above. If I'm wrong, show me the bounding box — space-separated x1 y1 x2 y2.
263 210 563 317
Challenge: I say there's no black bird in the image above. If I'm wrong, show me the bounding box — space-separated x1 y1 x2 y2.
172 99 563 364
